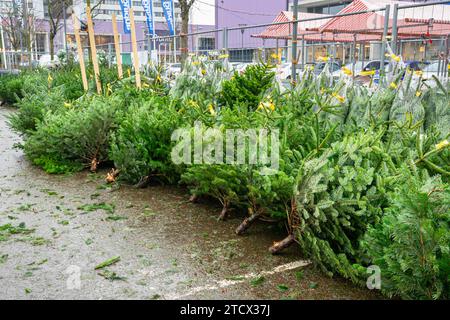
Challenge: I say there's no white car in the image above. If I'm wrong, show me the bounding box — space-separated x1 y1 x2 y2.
230 62 241 70
422 61 449 79
167 63 182 77
38 54 60 68
235 63 254 74
275 63 292 80
332 61 365 78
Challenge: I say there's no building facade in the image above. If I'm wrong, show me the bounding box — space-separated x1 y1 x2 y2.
1 0 444 65
213 0 289 61
290 0 430 14
1 0 291 61
1 0 218 58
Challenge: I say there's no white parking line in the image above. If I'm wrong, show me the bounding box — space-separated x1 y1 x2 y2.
166 260 311 299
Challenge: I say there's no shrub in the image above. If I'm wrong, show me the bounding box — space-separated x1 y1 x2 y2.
421 80 450 136
169 56 231 103
219 63 275 111
291 130 393 281
8 86 66 136
361 169 449 299
51 68 85 101
246 167 295 220
182 164 249 218
24 95 122 173
110 96 184 184
0 75 25 105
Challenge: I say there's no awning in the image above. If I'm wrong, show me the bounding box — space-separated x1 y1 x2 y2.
319 0 450 37
252 0 450 43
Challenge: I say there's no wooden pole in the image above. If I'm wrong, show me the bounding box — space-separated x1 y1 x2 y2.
129 8 141 89
291 0 299 82
111 13 123 79
72 15 88 91
86 6 102 94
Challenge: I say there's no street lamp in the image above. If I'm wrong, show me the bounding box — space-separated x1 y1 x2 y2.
239 24 247 49
238 24 247 62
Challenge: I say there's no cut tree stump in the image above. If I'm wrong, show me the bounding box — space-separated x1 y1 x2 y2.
218 205 228 221
90 158 99 172
189 194 199 203
135 176 151 188
269 234 296 254
235 212 261 235
106 169 120 183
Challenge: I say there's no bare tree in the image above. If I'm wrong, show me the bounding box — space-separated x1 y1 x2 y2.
1 2 34 50
46 0 105 60
0 1 38 66
77 0 106 62
46 0 72 60
179 0 196 64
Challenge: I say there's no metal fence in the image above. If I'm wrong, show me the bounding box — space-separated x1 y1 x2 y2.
1 0 449 80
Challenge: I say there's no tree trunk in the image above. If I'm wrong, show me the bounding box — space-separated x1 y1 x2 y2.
189 194 199 203
90 157 99 172
135 175 151 188
50 33 55 61
235 211 261 235
87 0 92 63
180 11 189 66
269 234 296 254
218 203 229 221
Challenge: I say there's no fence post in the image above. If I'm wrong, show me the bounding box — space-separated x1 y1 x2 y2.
108 43 112 68
351 34 356 76
301 34 305 70
111 14 123 79
312 44 315 62
443 35 449 78
129 8 141 89
0 24 7 69
361 42 365 70
173 37 177 63
72 15 88 92
222 27 228 54
291 0 299 82
86 6 102 94
391 3 399 55
148 33 154 64
379 4 390 78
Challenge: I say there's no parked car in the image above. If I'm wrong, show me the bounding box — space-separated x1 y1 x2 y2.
275 62 292 80
348 60 389 85
332 61 365 78
167 63 182 77
404 60 423 71
313 61 341 75
38 54 60 68
230 62 241 70
0 69 20 76
421 60 449 79
359 60 389 74
229 62 254 74
278 61 340 80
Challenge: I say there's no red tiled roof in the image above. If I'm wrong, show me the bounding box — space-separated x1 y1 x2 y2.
319 0 450 37
252 0 450 42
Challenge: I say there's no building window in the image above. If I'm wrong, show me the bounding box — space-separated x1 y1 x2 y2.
229 49 254 62
198 37 215 51
35 33 47 53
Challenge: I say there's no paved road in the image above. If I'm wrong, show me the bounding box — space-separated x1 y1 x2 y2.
0 107 379 300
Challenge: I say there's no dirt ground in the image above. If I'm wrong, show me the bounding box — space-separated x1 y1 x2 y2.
0 107 381 300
